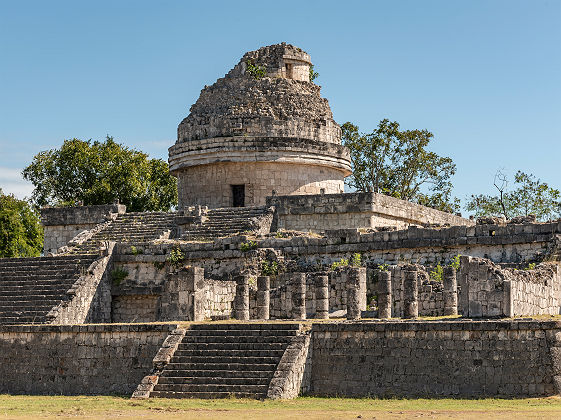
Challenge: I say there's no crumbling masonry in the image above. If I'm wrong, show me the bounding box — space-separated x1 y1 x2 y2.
1 43 561 399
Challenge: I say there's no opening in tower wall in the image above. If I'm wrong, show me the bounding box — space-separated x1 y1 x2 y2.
231 184 245 207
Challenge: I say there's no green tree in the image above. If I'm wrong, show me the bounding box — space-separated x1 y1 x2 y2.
0 189 43 257
466 171 561 221
22 137 177 212
342 119 459 213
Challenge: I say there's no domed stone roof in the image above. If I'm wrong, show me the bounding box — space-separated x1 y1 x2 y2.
175 43 341 145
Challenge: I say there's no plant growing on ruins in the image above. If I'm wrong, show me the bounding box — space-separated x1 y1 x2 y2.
130 246 143 255
341 119 459 213
378 264 389 272
309 65 319 82
240 240 258 252
523 263 537 271
261 260 281 276
22 136 178 212
330 258 349 271
429 264 444 282
166 246 185 268
245 60 267 80
450 255 461 270
350 253 362 267
466 170 561 221
111 267 129 285
0 189 43 258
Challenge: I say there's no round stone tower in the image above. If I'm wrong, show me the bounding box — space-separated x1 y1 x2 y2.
169 43 352 209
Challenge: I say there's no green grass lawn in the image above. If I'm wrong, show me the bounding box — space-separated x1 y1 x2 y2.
2 395 561 419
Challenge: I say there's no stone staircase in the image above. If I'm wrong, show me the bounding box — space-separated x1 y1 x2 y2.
181 206 272 240
0 254 98 324
72 212 177 254
150 323 301 399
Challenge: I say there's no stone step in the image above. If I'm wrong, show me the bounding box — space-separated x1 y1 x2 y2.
176 342 288 351
149 391 265 399
180 335 293 344
160 369 275 379
0 300 60 308
152 384 268 394
170 356 281 365
164 362 277 372
173 349 285 357
157 376 271 385
0 275 79 282
0 316 47 324
186 329 298 337
189 323 300 331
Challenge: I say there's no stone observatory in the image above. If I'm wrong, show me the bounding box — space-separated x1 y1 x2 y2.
168 43 352 209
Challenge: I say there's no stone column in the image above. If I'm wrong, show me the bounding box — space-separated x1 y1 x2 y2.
314 274 329 319
234 275 250 320
443 266 458 316
346 267 365 320
290 273 306 320
160 266 204 321
378 270 392 319
403 270 419 319
256 276 270 320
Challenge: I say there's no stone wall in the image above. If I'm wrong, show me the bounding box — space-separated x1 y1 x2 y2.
203 278 236 318
0 324 173 395
175 161 344 208
111 295 159 322
47 246 113 324
458 256 561 317
268 192 473 233
309 320 561 397
41 204 125 254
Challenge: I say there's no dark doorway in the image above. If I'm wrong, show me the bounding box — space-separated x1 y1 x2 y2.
231 185 245 207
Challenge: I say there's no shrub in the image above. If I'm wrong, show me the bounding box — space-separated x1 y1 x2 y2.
330 258 349 271
111 267 129 285
246 60 267 79
240 240 258 252
350 253 362 267
430 264 444 282
166 246 185 268
130 245 143 255
261 260 280 276
450 255 460 270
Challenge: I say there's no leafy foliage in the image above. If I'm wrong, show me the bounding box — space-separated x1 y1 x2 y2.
466 171 561 221
22 137 177 212
261 260 281 276
350 253 362 267
166 246 185 268
240 240 258 252
245 60 267 79
309 65 319 82
0 189 43 257
111 267 129 285
342 119 459 213
330 258 349 271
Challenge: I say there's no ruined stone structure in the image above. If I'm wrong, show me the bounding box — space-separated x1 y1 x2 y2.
1 43 561 400
169 43 351 209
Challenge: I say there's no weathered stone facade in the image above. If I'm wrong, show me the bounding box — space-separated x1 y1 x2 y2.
0 324 173 395
308 320 561 397
169 43 351 209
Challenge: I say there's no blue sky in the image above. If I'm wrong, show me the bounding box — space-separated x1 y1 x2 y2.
1 0 559 214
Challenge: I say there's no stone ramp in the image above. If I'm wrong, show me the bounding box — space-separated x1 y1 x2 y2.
147 323 301 399
0 255 99 324
71 212 177 254
181 206 272 240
